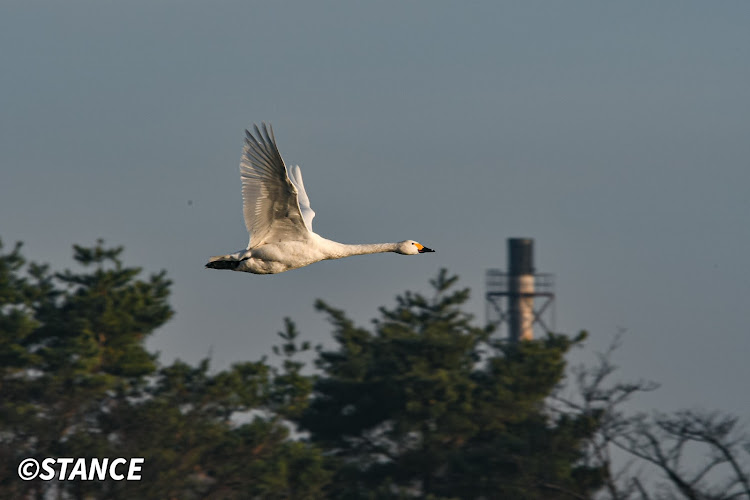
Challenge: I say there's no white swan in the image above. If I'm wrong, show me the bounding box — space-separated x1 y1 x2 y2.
206 123 434 274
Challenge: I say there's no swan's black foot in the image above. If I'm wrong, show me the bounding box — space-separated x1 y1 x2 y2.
205 259 241 270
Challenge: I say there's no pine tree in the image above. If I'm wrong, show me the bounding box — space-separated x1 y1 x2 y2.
0 239 330 499
0 239 43 497
0 240 172 498
299 269 606 499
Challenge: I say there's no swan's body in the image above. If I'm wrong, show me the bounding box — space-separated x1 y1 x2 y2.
206 124 434 275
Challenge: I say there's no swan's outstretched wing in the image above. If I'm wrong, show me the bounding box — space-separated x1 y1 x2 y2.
240 123 314 249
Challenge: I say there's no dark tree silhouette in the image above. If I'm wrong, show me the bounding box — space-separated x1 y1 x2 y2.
3 238 746 499
299 269 607 499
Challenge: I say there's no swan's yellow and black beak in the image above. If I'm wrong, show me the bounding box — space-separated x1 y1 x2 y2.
416 243 435 253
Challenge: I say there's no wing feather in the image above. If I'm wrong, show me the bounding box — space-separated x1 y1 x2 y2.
288 164 316 231
240 123 313 249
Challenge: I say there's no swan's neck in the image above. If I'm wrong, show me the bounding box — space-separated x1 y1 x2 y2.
319 238 399 259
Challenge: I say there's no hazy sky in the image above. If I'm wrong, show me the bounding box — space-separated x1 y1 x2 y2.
2 2 749 418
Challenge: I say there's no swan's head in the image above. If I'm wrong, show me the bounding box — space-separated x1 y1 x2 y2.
398 240 435 255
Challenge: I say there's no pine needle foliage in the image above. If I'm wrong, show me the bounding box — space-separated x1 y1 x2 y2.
300 268 605 499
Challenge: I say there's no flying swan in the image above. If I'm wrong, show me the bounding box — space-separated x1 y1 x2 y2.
206 123 434 274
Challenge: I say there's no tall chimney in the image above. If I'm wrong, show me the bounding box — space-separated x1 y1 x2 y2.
507 238 535 341
486 238 555 341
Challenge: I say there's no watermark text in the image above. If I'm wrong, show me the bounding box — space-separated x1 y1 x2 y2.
18 458 144 481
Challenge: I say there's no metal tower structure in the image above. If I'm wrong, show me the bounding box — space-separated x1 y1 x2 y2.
486 238 555 341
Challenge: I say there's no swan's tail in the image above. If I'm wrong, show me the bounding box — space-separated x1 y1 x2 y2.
205 252 244 270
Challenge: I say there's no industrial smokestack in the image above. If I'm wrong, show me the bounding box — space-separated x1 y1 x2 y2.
508 238 535 341
486 238 554 341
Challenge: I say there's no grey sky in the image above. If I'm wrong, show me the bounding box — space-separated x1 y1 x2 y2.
2 2 749 418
